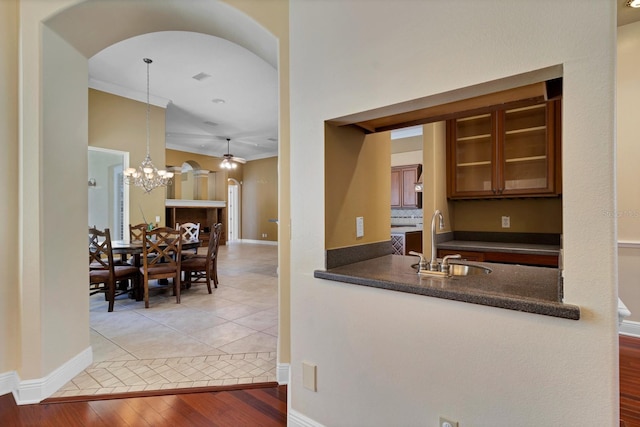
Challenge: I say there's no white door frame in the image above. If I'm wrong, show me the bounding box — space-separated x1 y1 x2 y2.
227 178 240 242
88 146 130 239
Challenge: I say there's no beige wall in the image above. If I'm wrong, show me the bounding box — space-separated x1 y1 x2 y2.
166 149 232 202
89 89 166 228
242 157 278 241
0 0 19 374
617 21 640 322
291 1 617 426
422 122 450 259
451 198 563 233
325 125 391 249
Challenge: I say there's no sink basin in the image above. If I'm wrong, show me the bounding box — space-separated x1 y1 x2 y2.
410 263 492 277
448 264 492 276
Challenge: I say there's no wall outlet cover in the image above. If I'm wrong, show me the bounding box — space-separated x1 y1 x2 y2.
439 417 459 427
501 215 510 228
356 216 364 238
302 362 317 391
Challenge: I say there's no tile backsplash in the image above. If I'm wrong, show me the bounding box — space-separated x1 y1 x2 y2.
391 208 423 227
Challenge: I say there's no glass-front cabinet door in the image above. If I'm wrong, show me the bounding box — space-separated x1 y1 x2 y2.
448 112 496 197
447 99 560 199
499 101 558 196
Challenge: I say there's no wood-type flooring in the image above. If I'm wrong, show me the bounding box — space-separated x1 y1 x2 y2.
0 384 286 426
621 335 640 427
2 334 640 426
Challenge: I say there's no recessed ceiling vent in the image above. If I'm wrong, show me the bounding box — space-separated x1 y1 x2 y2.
203 121 218 127
192 72 212 81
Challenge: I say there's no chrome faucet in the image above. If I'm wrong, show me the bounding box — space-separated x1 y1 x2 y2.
430 209 444 271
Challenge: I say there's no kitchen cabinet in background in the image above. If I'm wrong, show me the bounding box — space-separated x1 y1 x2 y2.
437 248 558 267
446 99 561 199
391 164 422 208
391 228 422 255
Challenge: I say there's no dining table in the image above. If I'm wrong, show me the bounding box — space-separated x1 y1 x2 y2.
112 239 202 300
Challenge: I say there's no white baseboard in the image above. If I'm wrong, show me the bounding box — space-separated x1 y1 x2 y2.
289 409 325 427
12 346 92 405
239 239 278 246
0 371 19 397
276 362 290 385
620 320 640 338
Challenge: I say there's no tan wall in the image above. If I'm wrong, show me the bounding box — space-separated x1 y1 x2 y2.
166 148 228 172
325 125 391 249
0 0 19 374
89 89 166 228
422 122 450 259
617 21 640 322
451 198 563 233
241 157 278 241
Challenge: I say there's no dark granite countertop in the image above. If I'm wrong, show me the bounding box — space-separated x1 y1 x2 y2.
438 240 560 256
314 254 579 320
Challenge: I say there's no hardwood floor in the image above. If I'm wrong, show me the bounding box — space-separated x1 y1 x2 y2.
2 336 638 426
621 335 640 427
0 385 287 426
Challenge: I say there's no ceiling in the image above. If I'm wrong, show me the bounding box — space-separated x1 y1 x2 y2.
89 31 278 162
88 3 640 162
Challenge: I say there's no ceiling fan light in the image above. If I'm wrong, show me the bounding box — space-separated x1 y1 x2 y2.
628 0 640 7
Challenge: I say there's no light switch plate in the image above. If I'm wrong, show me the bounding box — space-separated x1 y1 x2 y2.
302 362 317 391
501 215 510 228
356 216 364 238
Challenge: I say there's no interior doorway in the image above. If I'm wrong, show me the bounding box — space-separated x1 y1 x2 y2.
227 178 240 242
88 147 129 239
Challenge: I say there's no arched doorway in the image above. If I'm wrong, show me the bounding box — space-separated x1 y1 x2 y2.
15 0 288 403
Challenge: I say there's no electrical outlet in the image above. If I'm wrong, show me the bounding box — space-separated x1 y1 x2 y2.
356 216 364 238
439 417 459 427
501 215 510 228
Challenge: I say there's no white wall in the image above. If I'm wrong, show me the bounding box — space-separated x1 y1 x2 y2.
617 21 640 323
290 1 617 426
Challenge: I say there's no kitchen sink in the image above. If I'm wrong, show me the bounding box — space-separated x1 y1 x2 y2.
447 264 492 276
410 263 492 277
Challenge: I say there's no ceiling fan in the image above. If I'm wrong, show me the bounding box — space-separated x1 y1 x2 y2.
220 138 246 169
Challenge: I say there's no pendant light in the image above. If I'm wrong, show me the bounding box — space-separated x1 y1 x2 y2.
123 58 173 193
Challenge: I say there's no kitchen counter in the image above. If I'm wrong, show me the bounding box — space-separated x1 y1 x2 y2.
314 254 579 320
438 240 560 256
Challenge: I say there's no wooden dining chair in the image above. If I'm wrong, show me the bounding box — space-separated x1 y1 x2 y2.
130 223 148 241
177 222 201 257
181 223 222 293
89 227 140 312
139 227 183 308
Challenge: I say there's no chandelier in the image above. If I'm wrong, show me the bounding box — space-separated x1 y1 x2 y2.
123 58 173 193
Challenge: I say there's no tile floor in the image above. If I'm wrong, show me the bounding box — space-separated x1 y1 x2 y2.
52 242 278 398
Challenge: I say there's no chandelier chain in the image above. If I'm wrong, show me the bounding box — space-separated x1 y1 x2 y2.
123 58 174 194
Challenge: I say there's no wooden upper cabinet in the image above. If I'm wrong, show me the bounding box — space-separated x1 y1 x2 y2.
447 99 561 199
391 164 422 208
